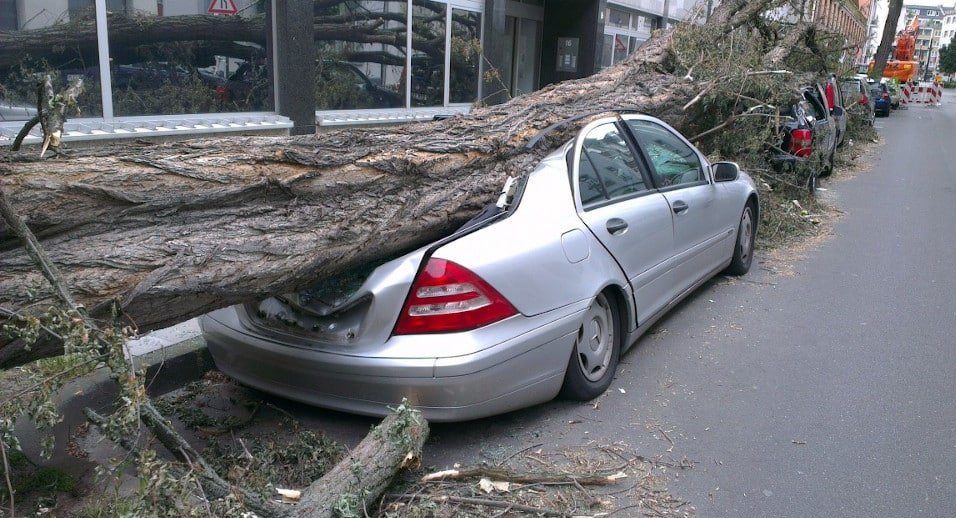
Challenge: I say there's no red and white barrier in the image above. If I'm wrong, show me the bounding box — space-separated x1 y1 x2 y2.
910 83 943 106
900 82 913 107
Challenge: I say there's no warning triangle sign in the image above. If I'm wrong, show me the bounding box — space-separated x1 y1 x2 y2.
207 0 238 15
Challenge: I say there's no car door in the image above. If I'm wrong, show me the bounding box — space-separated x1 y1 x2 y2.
804 86 836 158
623 117 734 294
572 120 676 324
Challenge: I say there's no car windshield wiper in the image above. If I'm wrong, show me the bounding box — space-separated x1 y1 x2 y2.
525 108 642 150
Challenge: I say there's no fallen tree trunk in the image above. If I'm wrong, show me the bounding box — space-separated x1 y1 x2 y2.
0 0 834 367
0 34 690 345
4 188 429 517
292 407 429 517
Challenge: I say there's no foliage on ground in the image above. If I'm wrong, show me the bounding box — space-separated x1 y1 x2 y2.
382 443 693 517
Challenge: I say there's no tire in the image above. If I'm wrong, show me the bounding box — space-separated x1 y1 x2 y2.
725 202 756 276
560 292 621 401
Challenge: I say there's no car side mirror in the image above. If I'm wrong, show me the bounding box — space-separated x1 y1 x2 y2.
713 161 740 182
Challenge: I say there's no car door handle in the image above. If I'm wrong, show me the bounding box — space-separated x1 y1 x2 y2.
606 218 628 235
671 201 689 214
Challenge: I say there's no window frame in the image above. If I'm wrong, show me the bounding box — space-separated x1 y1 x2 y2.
619 115 712 193
570 117 660 212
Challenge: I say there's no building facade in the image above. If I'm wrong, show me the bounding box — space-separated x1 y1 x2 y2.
599 0 699 69
903 4 944 79
811 0 869 50
939 7 956 47
0 0 699 146
768 0 868 64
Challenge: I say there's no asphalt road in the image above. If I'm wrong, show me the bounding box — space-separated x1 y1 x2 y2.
415 100 956 516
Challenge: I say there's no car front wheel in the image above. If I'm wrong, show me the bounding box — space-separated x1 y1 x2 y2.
560 292 621 401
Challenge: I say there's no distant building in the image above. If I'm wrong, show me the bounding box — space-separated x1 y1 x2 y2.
903 4 945 79
940 6 956 47
769 0 869 64
812 0 869 54
862 0 882 65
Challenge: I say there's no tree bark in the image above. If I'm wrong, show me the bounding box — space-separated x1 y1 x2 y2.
0 34 691 346
292 409 429 517
870 0 904 79
0 0 812 367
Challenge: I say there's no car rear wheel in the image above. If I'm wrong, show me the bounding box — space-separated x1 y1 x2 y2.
725 202 756 276
560 292 621 401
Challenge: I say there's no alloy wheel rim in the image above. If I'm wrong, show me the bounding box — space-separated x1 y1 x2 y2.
740 208 753 262
576 293 614 382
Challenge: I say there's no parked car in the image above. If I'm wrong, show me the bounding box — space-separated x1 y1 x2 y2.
771 83 838 189
871 81 892 117
881 78 902 109
841 76 875 126
201 112 760 421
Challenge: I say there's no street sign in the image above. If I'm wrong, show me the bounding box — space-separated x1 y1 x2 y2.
207 0 238 15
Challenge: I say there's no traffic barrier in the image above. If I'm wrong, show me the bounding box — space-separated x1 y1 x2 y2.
900 82 912 107
908 83 942 106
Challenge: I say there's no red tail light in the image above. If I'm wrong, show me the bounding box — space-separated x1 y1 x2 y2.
859 94 868 105
788 128 812 158
393 258 518 335
882 92 890 100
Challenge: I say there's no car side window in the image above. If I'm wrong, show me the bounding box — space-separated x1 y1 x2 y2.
625 120 704 188
804 90 828 120
577 123 648 208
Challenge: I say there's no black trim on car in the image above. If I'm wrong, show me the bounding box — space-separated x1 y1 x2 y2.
526 108 642 150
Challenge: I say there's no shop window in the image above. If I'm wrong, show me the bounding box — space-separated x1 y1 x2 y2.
449 9 482 103
1 2 102 119
315 1 408 110
601 34 614 69
613 35 628 64
607 8 630 28
0 0 15 30
411 0 446 107
107 2 272 116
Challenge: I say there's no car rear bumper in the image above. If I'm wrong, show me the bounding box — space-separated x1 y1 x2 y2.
201 305 584 422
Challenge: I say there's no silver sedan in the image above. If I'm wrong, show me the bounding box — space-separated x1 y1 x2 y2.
201 113 759 421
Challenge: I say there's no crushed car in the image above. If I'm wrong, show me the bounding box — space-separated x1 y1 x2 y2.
202 112 760 421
